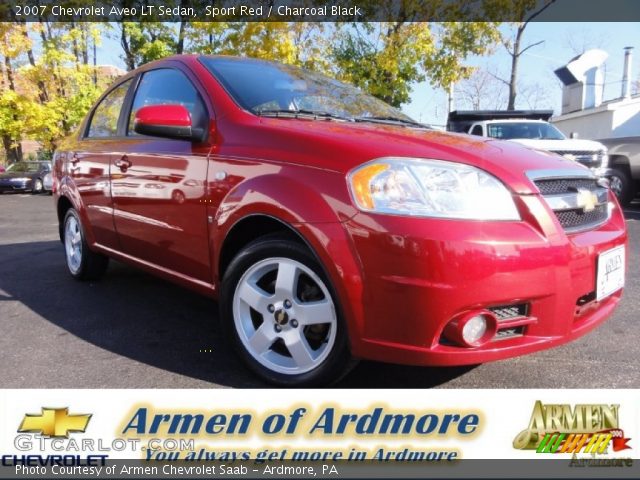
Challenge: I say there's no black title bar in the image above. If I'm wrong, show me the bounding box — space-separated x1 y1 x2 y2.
1 0 640 22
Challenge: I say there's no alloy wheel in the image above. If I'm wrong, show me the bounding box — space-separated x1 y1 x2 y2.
64 215 82 274
232 257 337 375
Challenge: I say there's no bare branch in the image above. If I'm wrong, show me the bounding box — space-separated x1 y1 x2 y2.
488 70 510 86
524 0 557 27
519 40 545 56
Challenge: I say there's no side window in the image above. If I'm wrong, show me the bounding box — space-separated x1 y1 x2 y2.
87 79 132 138
470 125 483 136
128 69 207 136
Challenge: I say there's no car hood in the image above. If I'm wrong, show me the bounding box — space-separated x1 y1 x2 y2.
245 119 591 194
508 138 606 152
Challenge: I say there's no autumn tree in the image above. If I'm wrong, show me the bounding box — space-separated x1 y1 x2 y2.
0 23 29 163
331 4 500 107
0 22 109 162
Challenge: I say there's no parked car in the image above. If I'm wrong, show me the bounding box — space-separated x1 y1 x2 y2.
53 56 627 386
598 136 640 206
0 161 51 194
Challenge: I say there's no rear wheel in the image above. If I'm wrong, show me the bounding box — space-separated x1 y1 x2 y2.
220 234 351 386
63 208 109 280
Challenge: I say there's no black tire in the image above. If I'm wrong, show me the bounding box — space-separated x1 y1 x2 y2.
220 233 352 387
62 208 109 280
608 169 634 207
31 178 43 194
172 189 186 204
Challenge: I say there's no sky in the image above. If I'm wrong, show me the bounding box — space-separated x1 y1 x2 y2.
96 22 640 127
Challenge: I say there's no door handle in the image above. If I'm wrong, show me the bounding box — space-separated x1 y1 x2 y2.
114 156 132 172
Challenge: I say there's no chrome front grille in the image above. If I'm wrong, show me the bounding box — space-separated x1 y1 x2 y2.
532 175 610 233
551 150 606 167
535 178 597 195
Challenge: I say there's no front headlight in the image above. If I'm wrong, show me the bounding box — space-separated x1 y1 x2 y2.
348 157 520 220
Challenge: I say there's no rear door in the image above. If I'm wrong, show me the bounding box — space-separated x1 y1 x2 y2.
69 78 133 249
111 67 212 283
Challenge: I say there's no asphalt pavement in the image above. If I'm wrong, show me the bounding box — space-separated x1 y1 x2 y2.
0 193 638 388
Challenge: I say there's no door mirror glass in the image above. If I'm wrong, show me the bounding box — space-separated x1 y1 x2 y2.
133 105 196 140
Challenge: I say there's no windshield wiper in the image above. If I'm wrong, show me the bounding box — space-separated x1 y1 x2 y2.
354 116 430 129
255 109 352 121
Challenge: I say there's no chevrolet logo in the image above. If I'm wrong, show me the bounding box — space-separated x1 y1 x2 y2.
18 408 91 438
576 188 599 213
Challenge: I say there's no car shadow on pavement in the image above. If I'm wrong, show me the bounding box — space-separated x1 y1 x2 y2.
0 240 473 389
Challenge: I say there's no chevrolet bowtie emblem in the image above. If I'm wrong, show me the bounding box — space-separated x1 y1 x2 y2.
18 408 91 438
576 188 598 213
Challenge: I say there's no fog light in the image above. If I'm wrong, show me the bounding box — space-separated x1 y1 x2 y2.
443 310 498 348
462 315 488 344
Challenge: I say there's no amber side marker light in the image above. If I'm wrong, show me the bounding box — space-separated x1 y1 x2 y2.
443 310 498 348
350 163 389 210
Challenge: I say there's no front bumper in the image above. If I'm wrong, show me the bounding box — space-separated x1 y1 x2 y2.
341 191 627 366
0 180 32 192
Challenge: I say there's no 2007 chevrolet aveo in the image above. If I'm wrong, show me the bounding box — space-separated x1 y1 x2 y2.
53 55 627 386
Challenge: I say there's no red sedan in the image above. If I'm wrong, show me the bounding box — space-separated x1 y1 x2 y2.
52 55 626 386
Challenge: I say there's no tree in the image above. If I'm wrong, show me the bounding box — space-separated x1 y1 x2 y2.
486 0 556 110
332 21 500 107
0 23 28 163
117 22 177 70
456 68 508 110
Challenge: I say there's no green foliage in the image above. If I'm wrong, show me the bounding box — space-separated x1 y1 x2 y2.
332 21 499 107
1 15 506 160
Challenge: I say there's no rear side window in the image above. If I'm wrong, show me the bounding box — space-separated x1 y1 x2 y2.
470 125 483 136
128 69 207 136
87 79 132 138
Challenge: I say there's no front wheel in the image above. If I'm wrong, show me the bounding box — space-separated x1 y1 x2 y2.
220 235 351 386
31 178 43 194
63 208 109 280
608 169 634 207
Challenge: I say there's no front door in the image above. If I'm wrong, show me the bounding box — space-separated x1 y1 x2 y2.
111 68 212 283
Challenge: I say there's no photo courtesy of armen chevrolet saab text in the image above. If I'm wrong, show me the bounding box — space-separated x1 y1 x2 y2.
51 55 627 386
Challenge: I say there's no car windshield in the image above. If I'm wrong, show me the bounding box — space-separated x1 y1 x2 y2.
487 122 566 140
7 162 40 173
200 56 416 123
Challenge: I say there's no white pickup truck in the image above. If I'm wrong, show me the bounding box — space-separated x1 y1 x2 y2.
464 118 626 202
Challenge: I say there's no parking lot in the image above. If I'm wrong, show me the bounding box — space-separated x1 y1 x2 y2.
1 193 638 388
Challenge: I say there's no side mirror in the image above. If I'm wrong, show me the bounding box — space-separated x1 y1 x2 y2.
134 105 202 141
570 132 579 139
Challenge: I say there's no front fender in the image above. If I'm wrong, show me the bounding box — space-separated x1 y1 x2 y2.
212 171 368 353
215 170 357 227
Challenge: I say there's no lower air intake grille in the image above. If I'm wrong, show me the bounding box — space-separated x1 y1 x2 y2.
489 304 528 322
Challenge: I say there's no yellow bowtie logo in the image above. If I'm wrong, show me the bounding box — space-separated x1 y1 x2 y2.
18 408 91 438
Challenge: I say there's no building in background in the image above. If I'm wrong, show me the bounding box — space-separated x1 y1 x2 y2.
552 47 639 141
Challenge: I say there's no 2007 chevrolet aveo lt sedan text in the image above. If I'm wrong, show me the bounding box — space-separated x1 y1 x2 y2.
52 55 627 386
